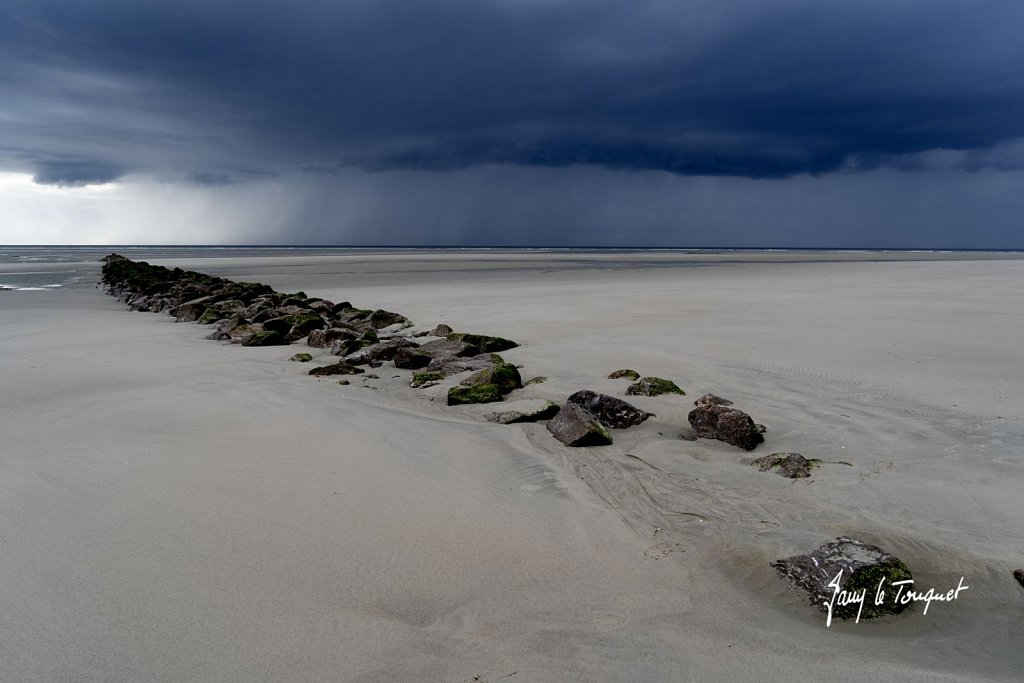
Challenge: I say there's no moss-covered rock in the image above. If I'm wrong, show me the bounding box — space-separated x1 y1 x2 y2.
241 330 288 347
772 537 914 621
524 376 548 386
309 361 365 376
749 452 820 478
411 371 444 388
290 352 313 362
608 368 640 380
447 383 504 405
625 376 685 396
460 360 522 393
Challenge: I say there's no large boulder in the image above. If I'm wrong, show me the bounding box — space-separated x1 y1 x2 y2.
688 402 765 450
241 329 288 347
547 403 613 447
284 313 328 342
459 361 522 393
567 390 652 429
434 353 500 377
369 309 409 329
393 347 432 369
307 327 358 349
330 338 363 357
418 338 481 370
173 295 217 322
345 338 417 365
772 537 914 622
446 357 521 405
447 332 518 354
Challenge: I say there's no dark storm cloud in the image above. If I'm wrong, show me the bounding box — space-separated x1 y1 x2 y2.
31 159 124 187
1 0 1022 183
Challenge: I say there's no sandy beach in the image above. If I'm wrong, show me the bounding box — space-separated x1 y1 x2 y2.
1 249 1022 681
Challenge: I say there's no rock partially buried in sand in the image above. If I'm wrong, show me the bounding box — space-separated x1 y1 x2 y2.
1014 569 1024 588
625 376 685 396
410 371 444 388
688 400 765 450
608 368 640 380
485 399 561 424
447 383 504 405
694 393 733 407
289 352 313 362
772 537 913 621
308 361 365 376
447 332 518 354
547 402 613 447
749 452 819 478
567 390 652 429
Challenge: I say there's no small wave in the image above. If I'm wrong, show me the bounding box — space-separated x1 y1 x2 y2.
0 283 65 291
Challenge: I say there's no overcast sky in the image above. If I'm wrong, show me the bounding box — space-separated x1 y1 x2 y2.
1 0 1022 246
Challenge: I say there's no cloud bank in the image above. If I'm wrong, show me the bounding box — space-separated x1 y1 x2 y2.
0 1 1022 245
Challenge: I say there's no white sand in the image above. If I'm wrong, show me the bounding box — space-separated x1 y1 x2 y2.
1 251 1022 681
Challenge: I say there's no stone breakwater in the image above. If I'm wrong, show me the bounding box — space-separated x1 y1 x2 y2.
99 254 926 621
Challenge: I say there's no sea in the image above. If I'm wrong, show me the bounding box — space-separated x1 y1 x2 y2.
0 245 1018 292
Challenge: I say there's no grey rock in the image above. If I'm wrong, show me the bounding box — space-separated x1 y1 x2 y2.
485 399 561 424
607 368 640 380
688 403 765 450
345 338 417 365
546 403 613 447
694 393 733 407
626 376 685 396
749 452 818 478
772 537 914 621
567 390 653 429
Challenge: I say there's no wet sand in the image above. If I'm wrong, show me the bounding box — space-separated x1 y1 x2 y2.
1 250 1022 681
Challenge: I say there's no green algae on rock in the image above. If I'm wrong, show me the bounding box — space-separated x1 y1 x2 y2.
772 537 914 622
410 371 444 388
447 383 504 405
241 330 289 347
308 361 365 376
749 452 820 478
625 376 685 396
607 368 640 380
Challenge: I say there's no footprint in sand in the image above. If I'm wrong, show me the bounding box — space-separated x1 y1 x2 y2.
644 543 685 559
